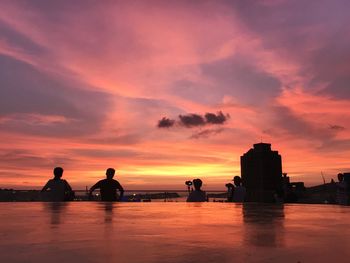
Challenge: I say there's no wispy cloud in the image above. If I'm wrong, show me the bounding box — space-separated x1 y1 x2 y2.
329 125 345 131
0 0 349 188
190 128 224 139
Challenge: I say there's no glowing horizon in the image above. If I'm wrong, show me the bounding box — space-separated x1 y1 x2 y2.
0 1 350 190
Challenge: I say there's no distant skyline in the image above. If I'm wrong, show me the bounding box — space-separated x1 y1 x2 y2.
0 0 350 190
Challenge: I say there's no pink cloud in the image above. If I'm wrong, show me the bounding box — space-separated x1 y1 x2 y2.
0 1 349 188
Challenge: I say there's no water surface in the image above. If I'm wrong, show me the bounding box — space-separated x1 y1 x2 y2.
0 203 349 262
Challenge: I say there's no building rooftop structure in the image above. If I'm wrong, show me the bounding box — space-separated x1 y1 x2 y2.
241 143 283 202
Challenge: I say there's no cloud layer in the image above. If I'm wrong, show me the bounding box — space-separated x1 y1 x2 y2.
0 0 349 189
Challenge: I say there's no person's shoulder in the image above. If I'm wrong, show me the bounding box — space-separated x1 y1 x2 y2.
112 179 121 184
93 179 105 186
188 191 195 197
188 190 206 201
187 191 196 197
194 190 206 197
62 179 71 185
187 192 195 201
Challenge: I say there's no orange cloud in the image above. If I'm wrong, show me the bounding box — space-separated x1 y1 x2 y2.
0 1 349 189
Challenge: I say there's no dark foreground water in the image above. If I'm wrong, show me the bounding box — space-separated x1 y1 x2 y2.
0 203 349 263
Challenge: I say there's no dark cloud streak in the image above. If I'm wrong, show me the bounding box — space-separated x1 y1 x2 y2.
205 111 229 124
179 113 205 127
329 124 345 131
157 117 175 128
158 111 230 131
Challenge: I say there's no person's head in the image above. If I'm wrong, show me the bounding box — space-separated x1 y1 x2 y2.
106 168 115 179
233 176 242 186
338 173 344 182
193 178 202 191
225 183 234 189
53 167 63 179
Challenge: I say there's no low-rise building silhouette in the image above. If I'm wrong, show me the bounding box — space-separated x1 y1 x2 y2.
241 143 283 202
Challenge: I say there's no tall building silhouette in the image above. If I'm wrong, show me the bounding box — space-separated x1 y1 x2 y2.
241 143 282 202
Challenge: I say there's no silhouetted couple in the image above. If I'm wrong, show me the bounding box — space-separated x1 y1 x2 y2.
227 176 246 202
42 167 124 202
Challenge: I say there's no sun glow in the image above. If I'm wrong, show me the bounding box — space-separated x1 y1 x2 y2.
0 1 349 189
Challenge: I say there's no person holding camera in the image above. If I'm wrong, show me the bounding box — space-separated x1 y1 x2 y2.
226 182 234 202
226 176 246 202
232 176 246 202
186 178 207 202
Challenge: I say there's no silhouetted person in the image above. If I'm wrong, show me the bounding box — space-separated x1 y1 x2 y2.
186 179 207 202
226 183 234 202
41 167 73 202
232 176 246 202
337 173 348 205
345 174 350 205
89 168 124 201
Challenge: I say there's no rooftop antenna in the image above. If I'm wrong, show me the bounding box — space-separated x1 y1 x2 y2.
321 171 327 204
321 172 326 185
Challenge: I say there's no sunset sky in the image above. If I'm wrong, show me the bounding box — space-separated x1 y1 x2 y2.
0 0 349 190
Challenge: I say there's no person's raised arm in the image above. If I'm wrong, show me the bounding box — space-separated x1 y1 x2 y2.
41 181 50 192
64 180 72 192
117 183 124 200
89 181 100 195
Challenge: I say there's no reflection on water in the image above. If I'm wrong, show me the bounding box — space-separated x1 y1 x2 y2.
44 202 69 226
100 202 116 224
1 203 350 263
243 203 285 247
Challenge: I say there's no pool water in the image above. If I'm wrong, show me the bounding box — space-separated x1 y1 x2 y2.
0 202 349 262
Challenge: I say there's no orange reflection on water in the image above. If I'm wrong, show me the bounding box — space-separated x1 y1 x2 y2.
0 203 350 262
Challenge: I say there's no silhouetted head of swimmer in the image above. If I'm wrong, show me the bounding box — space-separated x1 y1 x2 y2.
53 167 63 179
106 168 115 180
193 178 202 191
